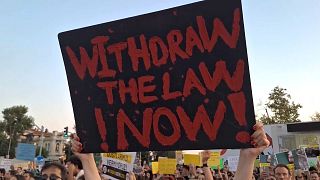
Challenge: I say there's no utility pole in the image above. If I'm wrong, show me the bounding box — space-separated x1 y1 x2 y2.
39 126 44 156
33 124 45 156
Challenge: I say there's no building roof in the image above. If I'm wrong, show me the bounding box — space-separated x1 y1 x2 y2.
286 121 320 132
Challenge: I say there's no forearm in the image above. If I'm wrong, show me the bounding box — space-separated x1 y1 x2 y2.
290 169 295 180
203 167 214 180
67 172 74 180
80 154 101 180
234 150 256 180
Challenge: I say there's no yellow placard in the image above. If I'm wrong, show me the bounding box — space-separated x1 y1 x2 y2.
287 164 295 170
158 158 176 174
102 153 132 163
259 163 270 167
208 152 220 167
254 159 260 168
184 154 201 166
152 162 159 174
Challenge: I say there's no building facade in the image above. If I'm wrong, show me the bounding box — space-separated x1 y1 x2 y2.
18 129 67 162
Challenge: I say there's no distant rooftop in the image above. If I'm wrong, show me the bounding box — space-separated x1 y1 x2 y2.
287 121 320 132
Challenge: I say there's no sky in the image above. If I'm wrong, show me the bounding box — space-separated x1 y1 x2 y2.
0 0 319 132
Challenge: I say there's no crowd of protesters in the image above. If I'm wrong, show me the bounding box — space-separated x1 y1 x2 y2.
1 159 319 180
1 123 319 180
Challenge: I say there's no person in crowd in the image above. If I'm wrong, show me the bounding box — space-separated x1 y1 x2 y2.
0 168 5 180
295 169 307 180
171 128 269 180
266 175 277 180
195 167 205 180
310 171 320 180
234 122 270 180
4 172 12 180
66 155 84 180
273 164 291 180
201 150 214 180
71 134 102 180
16 167 23 176
41 162 68 180
9 174 25 180
70 122 270 180
9 165 17 177
310 166 318 173
23 171 35 180
181 165 189 179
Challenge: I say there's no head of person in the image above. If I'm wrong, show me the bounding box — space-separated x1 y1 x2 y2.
9 165 14 171
310 171 320 180
182 165 189 176
66 155 83 176
9 174 24 180
295 169 306 180
145 170 152 180
196 167 203 175
23 171 34 180
309 166 318 172
274 164 290 180
41 162 67 180
0 168 5 177
16 167 22 174
9 170 16 176
266 175 276 180
261 171 268 179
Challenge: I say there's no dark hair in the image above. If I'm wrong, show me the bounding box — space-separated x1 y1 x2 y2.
309 166 318 172
14 175 25 180
9 170 17 176
0 168 5 175
310 171 319 176
41 162 67 180
182 165 189 171
66 155 83 170
274 164 290 175
24 170 34 177
78 175 85 180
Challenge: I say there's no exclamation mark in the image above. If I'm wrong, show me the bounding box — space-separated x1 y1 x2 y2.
227 91 250 143
94 108 109 151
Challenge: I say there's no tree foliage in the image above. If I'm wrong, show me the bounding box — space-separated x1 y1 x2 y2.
0 105 34 158
258 86 302 124
311 112 320 121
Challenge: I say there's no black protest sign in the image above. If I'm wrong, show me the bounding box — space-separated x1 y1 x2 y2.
58 0 255 152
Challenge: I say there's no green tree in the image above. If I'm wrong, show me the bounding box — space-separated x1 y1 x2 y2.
311 112 320 121
0 133 9 156
0 105 34 158
258 86 302 124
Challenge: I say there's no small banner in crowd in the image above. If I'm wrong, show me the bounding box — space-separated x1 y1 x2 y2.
158 158 176 175
59 0 255 152
259 155 269 163
292 149 309 170
15 143 36 161
183 154 201 166
208 152 220 167
101 152 136 180
228 156 239 172
307 157 318 167
0 159 12 172
275 152 290 165
151 162 159 174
